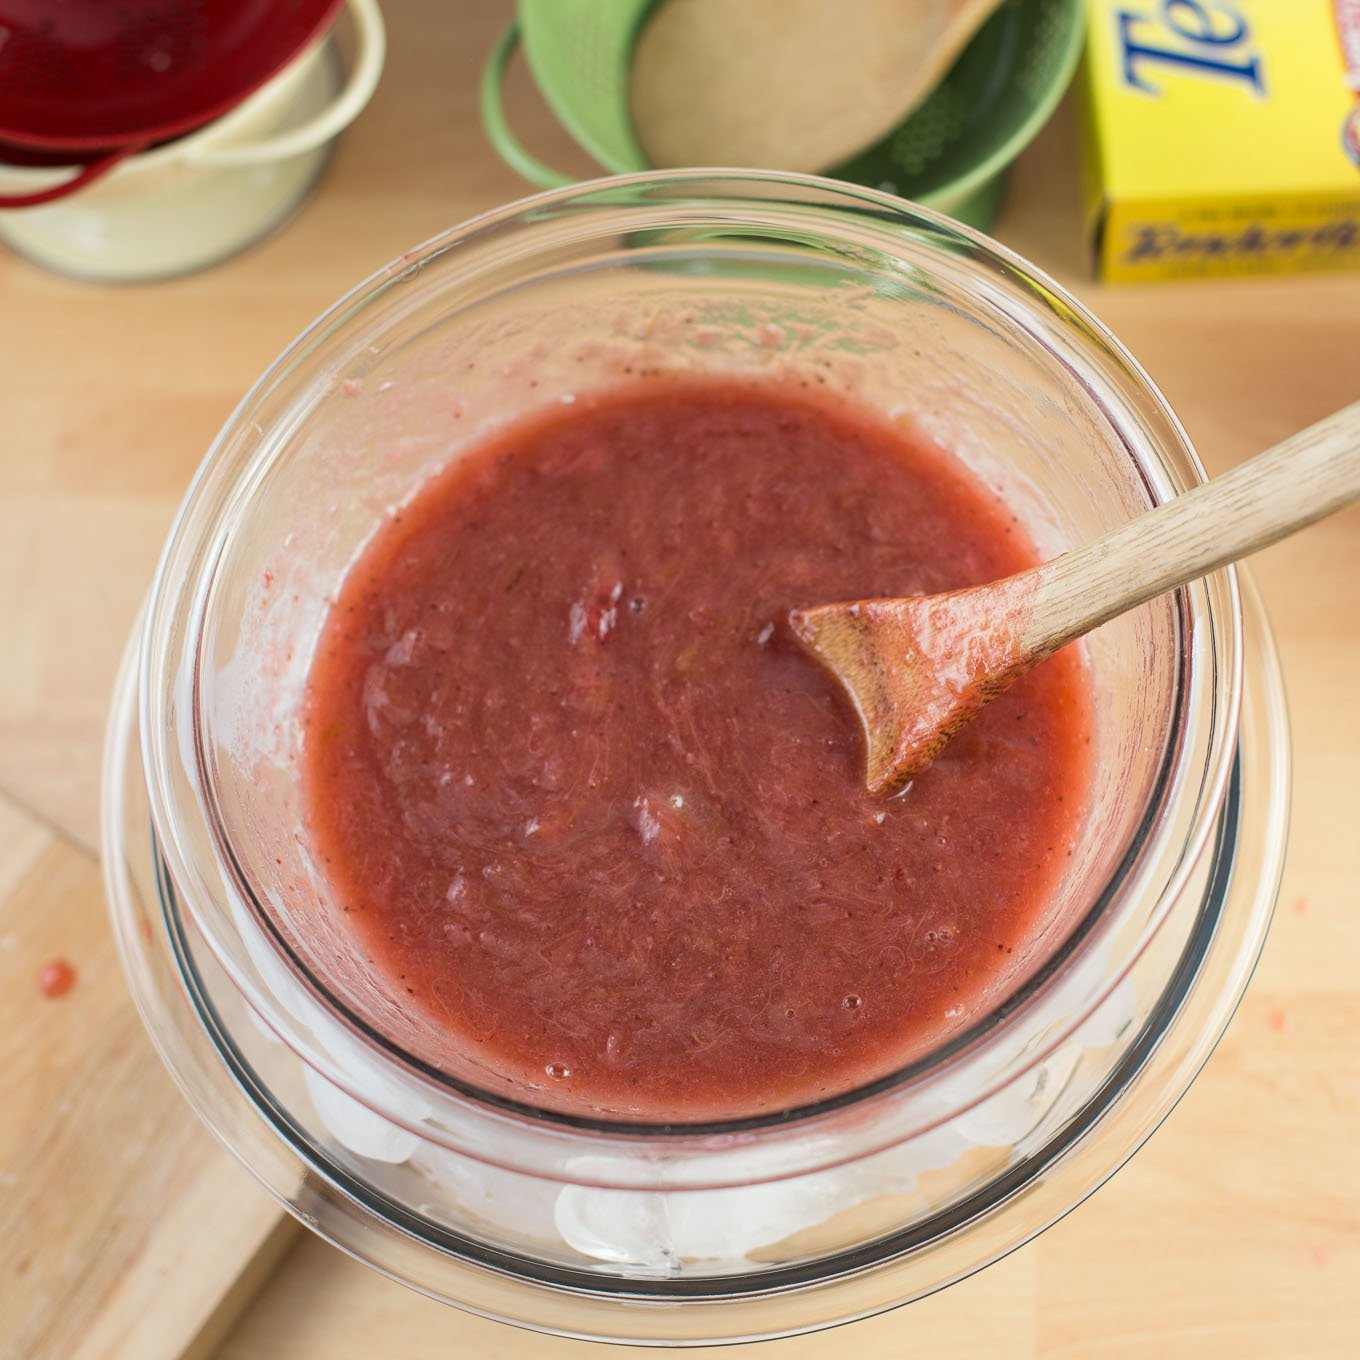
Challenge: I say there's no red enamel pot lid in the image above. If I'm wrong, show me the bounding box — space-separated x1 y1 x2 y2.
0 138 88 166
0 0 344 153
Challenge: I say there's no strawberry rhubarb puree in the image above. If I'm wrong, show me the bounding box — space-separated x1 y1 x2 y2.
302 380 1092 1120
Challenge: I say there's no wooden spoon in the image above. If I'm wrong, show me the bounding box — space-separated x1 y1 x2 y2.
789 401 1360 796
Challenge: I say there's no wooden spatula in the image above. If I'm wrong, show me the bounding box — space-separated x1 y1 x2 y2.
789 401 1360 796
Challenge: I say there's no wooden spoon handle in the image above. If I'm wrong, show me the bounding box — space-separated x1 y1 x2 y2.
1024 400 1360 655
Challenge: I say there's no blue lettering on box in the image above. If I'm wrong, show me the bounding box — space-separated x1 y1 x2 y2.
1118 2 1265 97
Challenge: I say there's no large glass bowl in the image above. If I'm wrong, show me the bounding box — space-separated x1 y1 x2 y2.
101 171 1289 1344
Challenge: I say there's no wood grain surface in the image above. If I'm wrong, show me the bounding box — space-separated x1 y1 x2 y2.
0 791 294 1360
1 2 1356 1358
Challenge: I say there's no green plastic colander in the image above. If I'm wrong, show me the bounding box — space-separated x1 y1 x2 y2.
481 0 1084 229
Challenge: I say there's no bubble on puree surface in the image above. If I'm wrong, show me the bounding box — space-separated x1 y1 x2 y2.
302 380 1093 1120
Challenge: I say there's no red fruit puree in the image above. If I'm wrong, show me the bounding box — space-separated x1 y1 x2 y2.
37 957 77 999
302 381 1092 1120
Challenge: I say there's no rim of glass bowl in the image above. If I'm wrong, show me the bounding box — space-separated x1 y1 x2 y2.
139 169 1243 1154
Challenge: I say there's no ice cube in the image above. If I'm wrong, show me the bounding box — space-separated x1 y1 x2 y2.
303 1065 421 1163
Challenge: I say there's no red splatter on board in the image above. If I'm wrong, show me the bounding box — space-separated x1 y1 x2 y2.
1266 1008 1288 1033
37 958 77 999
1291 896 1310 917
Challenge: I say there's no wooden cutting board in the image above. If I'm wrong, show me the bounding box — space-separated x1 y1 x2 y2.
0 791 295 1360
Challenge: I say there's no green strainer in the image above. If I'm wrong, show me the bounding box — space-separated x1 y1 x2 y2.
481 0 1084 229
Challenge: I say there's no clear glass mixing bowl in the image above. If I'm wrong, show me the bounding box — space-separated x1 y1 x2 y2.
102 171 1289 1344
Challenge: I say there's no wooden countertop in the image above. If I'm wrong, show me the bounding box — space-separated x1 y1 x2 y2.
1 3 1356 1356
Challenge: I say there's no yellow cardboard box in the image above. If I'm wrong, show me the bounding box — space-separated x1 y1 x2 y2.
1080 1 1360 281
